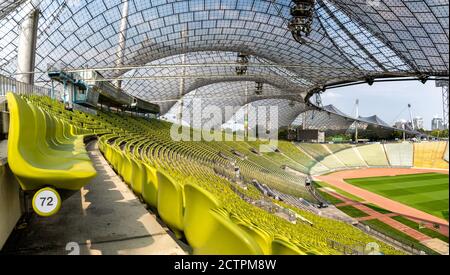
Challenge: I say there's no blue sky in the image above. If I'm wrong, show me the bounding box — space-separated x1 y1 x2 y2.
321 80 445 130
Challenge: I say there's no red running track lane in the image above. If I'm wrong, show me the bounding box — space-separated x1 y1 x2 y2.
327 191 431 241
315 168 449 226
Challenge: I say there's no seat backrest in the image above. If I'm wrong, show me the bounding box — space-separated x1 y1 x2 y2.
28 104 48 147
42 110 57 142
157 170 184 231
183 183 221 249
6 93 37 161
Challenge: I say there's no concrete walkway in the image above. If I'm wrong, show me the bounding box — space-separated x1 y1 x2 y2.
0 140 7 166
1 142 187 255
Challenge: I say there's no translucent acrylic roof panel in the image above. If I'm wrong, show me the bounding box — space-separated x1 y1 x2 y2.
122 51 310 109
330 0 449 75
1 0 447 96
2 0 398 85
0 0 27 20
317 0 411 73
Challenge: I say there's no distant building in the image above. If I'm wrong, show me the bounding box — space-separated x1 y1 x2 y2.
413 117 424 130
394 119 407 129
431 117 445 130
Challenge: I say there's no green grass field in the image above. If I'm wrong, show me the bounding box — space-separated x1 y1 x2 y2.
346 173 449 221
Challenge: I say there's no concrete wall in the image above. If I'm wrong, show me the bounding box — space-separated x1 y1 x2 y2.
0 163 22 250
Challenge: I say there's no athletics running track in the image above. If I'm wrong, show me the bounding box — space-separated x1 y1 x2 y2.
315 168 449 226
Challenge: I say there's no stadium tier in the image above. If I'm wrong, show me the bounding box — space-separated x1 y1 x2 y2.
4 93 408 255
356 144 390 167
413 142 449 169
444 143 449 163
332 146 368 168
384 143 414 167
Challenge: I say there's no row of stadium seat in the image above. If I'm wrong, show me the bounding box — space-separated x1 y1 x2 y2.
7 93 404 255
6 93 97 191
92 111 403 255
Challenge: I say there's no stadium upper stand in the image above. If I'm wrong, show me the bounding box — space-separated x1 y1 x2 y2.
444 142 449 163
356 144 389 167
332 146 368 168
384 143 414 167
413 142 449 169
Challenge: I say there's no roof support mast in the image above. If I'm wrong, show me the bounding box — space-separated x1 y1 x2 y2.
436 80 449 130
408 104 414 131
17 8 39 85
178 28 188 126
355 99 359 143
115 0 129 90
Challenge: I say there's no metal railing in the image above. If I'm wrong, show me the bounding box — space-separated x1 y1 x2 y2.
0 74 51 97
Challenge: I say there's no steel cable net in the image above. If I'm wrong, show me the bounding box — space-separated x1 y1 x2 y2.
0 0 448 120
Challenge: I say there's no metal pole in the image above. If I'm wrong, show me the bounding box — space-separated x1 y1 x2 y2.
115 0 129 89
355 99 359 143
178 28 187 126
408 104 415 130
442 85 449 129
16 9 40 85
244 83 249 139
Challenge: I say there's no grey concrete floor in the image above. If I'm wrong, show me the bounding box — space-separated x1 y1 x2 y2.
1 141 188 255
0 140 7 165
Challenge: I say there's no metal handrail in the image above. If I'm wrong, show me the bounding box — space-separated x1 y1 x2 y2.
0 74 50 97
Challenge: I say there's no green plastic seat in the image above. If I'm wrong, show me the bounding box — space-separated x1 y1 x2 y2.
6 93 97 191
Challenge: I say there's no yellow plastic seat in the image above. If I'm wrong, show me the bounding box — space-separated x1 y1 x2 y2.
29 104 90 161
43 111 86 153
156 170 184 236
183 183 221 252
142 163 158 207
120 152 133 186
6 93 97 191
130 157 144 195
196 209 264 255
235 222 273 255
271 236 306 255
